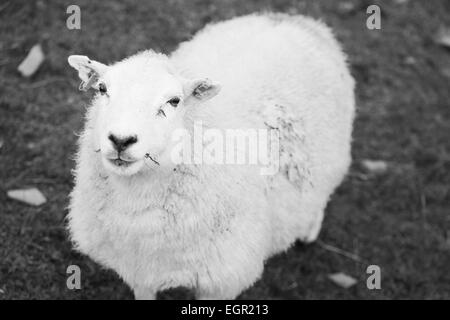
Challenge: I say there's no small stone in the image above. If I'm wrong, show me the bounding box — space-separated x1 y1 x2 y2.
328 272 357 289
17 44 45 77
404 56 416 65
435 28 450 49
337 2 356 14
7 188 47 206
361 160 388 174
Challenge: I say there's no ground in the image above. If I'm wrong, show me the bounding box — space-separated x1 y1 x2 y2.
0 0 449 299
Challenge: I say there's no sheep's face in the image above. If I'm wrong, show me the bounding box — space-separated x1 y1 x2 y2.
68 53 220 176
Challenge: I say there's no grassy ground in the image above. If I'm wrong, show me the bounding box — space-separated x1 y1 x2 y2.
0 0 449 299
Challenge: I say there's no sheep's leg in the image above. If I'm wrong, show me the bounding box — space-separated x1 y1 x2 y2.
196 295 220 300
196 292 235 300
156 287 196 300
298 161 350 244
133 287 156 300
302 209 325 243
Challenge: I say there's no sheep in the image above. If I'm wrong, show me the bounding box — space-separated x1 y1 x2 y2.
67 13 355 300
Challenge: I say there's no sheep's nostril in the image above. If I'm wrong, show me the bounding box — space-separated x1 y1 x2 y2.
108 134 138 153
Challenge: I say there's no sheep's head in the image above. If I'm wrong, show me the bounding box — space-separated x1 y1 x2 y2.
68 52 220 176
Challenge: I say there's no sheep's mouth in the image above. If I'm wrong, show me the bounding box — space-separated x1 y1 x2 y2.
108 158 136 167
102 155 143 176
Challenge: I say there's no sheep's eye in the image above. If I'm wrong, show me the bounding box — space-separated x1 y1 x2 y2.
98 82 107 95
157 108 166 117
168 97 180 107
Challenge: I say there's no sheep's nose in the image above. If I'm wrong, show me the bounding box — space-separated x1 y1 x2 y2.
108 134 138 153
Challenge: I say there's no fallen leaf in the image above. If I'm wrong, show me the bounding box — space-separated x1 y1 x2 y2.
17 44 45 77
328 272 357 289
7 188 47 206
435 28 450 49
361 159 388 174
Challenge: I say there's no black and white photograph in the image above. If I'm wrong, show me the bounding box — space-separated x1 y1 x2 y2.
0 0 449 304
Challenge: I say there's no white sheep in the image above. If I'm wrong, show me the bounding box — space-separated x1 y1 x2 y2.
67 13 355 299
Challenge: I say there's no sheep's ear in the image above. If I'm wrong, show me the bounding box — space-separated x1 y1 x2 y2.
67 55 108 91
186 78 221 101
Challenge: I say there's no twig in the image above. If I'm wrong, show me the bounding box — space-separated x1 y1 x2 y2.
27 241 44 251
23 77 68 89
145 153 160 165
317 240 364 263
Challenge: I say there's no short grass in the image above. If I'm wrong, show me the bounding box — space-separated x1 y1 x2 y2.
0 0 449 299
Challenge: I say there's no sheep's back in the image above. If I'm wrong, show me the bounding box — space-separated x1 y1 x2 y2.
171 14 353 130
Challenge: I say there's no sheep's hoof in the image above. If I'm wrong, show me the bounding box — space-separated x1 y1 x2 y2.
156 286 196 300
